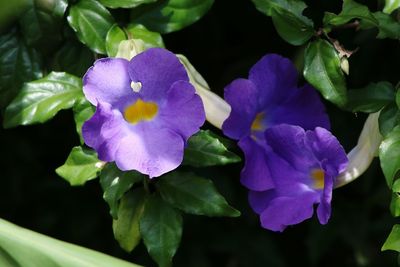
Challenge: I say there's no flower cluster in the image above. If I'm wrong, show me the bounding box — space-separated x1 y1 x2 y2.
222 54 348 231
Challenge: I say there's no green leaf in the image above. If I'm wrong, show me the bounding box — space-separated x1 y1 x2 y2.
99 0 156 9
373 12 400 39
384 0 400 14
252 0 314 45
106 24 127 57
303 39 347 107
378 103 400 136
73 98 95 144
157 172 240 217
131 0 214 34
56 146 103 186
113 189 146 252
3 72 83 128
346 81 395 113
323 0 378 29
0 218 142 267
390 179 400 217
183 130 240 167
0 28 43 110
140 196 182 267
382 224 400 252
67 0 114 54
100 163 144 219
379 125 400 187
396 89 400 109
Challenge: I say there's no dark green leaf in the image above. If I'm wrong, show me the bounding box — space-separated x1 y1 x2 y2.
35 0 68 18
99 0 156 9
382 224 400 252
373 12 400 39
390 180 400 217
140 196 182 267
378 103 400 136
346 81 395 113
0 218 142 267
67 0 114 54
303 39 347 107
56 146 103 186
3 72 83 128
131 0 214 34
183 130 240 167
323 0 378 29
100 163 143 219
73 98 95 144
396 89 400 109
379 125 400 187
157 172 240 217
0 29 42 110
252 0 314 45
113 189 146 252
384 0 400 14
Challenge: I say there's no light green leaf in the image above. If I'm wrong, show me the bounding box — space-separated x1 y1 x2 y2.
346 81 395 113
0 218 142 267
113 189 146 252
157 172 240 217
379 125 400 187
378 103 400 136
373 12 400 39
3 72 83 128
384 0 400 14
67 0 114 54
303 39 347 107
131 0 214 34
0 28 42 110
56 146 103 186
252 0 314 45
382 224 400 252
100 163 144 219
140 196 182 267
99 0 156 9
183 130 240 167
73 98 95 144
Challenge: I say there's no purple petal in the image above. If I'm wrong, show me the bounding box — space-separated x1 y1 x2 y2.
248 190 276 214
317 174 334 224
260 192 319 232
222 79 258 140
128 48 189 102
114 123 184 178
238 137 274 191
249 54 298 108
83 58 131 106
268 84 331 130
158 81 205 141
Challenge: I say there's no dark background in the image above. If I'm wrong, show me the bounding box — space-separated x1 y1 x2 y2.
1 0 400 266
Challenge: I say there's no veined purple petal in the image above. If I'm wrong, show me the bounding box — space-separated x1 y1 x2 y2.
248 190 276 214
317 174 334 225
83 58 131 106
128 48 189 102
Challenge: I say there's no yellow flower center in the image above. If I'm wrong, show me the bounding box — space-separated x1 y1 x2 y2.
124 99 158 124
310 169 325 189
251 112 266 132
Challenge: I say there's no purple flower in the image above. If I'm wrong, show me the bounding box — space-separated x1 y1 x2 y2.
248 125 348 232
82 48 205 178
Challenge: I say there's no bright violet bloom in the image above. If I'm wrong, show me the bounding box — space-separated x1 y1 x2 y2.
249 125 348 232
82 48 205 178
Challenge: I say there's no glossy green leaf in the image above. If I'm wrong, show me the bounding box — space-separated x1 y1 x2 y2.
323 0 378 29
0 218 142 267
113 189 146 252
379 125 400 187
183 130 240 167
99 0 156 9
67 0 114 54
390 179 400 217
100 163 144 219
157 172 240 217
56 146 103 186
373 12 400 39
384 0 400 14
0 28 42 110
252 0 314 45
346 82 394 113
3 72 83 128
106 24 127 57
73 98 95 144
378 103 400 136
382 224 400 252
140 196 182 267
131 0 214 34
303 39 347 107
